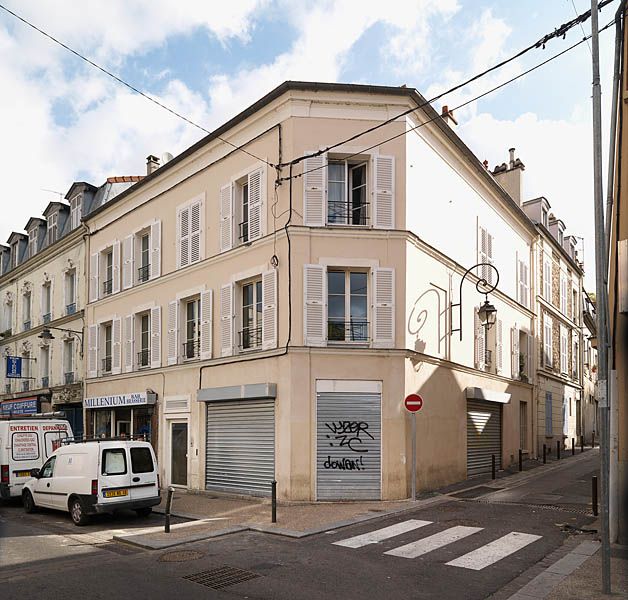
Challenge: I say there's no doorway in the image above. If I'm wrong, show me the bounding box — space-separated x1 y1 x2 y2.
170 421 188 487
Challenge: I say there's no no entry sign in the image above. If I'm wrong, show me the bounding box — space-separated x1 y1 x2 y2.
404 394 423 413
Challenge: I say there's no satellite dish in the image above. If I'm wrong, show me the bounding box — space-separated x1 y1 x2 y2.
162 152 174 164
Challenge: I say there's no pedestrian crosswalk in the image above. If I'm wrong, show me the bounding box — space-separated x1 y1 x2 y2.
332 519 542 571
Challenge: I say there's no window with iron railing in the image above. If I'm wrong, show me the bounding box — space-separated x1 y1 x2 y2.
66 303 76 315
239 326 262 350
64 372 74 384
102 356 112 373
137 349 150 368
327 161 369 226
183 299 200 360
182 339 200 360
102 279 113 296
21 380 30 392
327 270 369 343
137 264 150 283
43 313 51 324
240 280 262 350
41 376 49 388
327 320 369 343
138 312 150 367
23 320 31 332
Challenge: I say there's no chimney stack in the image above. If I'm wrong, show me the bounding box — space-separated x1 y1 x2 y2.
492 147 525 206
146 155 160 175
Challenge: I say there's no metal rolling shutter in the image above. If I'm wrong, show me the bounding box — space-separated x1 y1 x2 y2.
205 400 275 496
467 399 502 477
316 392 381 500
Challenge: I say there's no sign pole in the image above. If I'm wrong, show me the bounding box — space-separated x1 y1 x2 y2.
412 412 417 501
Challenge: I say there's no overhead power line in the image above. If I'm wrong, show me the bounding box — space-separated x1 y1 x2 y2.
283 18 615 184
0 2 272 167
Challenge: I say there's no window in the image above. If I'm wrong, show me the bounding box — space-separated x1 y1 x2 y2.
560 325 568 374
138 233 150 283
40 346 50 388
131 447 153 473
542 208 548 228
543 258 552 302
102 323 112 373
47 212 58 245
28 229 37 258
70 194 82 229
64 340 74 383
21 352 30 391
138 313 150 367
240 279 262 350
23 292 31 331
327 161 368 225
184 298 200 359
572 288 578 323
93 410 111 438
558 228 564 246
102 449 127 475
544 314 553 368
40 456 56 478
11 242 19 267
65 270 76 314
327 270 368 342
103 250 113 296
238 181 250 243
3 299 13 334
42 283 51 323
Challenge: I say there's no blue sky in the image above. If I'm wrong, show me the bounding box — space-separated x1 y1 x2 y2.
0 0 619 286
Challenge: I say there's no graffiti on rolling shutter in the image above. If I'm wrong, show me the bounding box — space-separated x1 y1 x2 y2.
323 420 375 470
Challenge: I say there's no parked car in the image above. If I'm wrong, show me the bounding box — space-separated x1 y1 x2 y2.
22 439 160 525
0 414 72 499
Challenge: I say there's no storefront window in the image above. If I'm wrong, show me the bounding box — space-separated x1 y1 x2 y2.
94 410 112 438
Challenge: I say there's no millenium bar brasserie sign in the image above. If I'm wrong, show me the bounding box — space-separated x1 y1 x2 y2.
84 392 156 409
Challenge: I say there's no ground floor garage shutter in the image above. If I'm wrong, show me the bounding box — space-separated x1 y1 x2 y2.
466 399 502 477
316 392 381 500
205 399 275 496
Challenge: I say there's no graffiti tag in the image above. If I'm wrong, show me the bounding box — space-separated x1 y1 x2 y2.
323 455 365 470
325 421 374 453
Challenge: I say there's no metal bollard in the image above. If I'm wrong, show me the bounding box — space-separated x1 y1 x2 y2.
518 449 523 472
491 454 496 480
572 438 575 456
592 475 598 516
580 435 584 453
556 440 561 460
164 486 174 534
543 444 547 464
271 480 277 523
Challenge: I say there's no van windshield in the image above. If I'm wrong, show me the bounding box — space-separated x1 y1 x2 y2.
131 447 153 474
102 449 127 475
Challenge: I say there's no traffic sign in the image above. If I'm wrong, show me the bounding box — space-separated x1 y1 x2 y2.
404 394 423 413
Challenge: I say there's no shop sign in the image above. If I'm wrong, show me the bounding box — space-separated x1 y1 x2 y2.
1 397 38 415
84 392 156 409
6 356 22 378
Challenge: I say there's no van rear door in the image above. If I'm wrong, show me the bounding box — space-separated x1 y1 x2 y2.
8 423 43 495
99 446 132 506
128 444 158 500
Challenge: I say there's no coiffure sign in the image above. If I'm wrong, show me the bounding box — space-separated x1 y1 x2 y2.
84 392 156 409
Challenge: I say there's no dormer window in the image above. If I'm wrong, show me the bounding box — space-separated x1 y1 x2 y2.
11 242 18 268
70 194 82 229
47 212 58 244
28 229 37 258
558 228 564 246
541 207 548 228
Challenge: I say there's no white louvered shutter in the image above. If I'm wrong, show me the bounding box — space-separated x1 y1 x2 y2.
124 314 134 373
487 232 494 284
511 327 520 379
112 241 121 294
200 290 213 360
474 308 485 370
150 306 161 368
262 269 277 350
220 184 233 252
496 319 503 373
248 168 264 241
544 259 551 301
112 317 121 374
303 264 326 346
150 220 161 279
478 225 488 280
220 283 234 357
303 153 327 226
123 235 134 290
190 201 202 264
89 253 99 302
521 261 529 308
48 278 54 320
373 155 395 229
178 206 190 268
544 315 553 367
526 332 532 378
167 300 178 365
87 324 98 377
373 268 395 348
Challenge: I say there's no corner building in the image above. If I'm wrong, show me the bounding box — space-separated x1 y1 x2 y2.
84 82 536 500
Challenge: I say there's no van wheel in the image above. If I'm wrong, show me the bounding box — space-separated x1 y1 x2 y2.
23 490 36 513
135 507 152 518
69 497 91 526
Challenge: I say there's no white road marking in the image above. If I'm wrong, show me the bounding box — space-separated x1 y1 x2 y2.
384 526 484 559
333 520 432 549
446 531 542 570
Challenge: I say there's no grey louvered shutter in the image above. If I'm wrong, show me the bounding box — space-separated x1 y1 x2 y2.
123 235 134 289
262 269 277 350
303 153 327 226
150 306 161 368
167 300 178 365
304 264 326 346
112 317 122 374
150 220 161 279
373 155 394 229
372 268 395 348
124 314 134 372
200 289 213 360
220 183 233 252
248 168 264 241
89 253 99 302
87 324 98 377
220 283 234 357
112 241 121 294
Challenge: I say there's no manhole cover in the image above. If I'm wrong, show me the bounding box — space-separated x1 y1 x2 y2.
450 486 501 499
159 550 205 562
183 566 261 589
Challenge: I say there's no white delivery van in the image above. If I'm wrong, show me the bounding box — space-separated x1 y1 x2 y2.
0 414 72 499
22 439 160 525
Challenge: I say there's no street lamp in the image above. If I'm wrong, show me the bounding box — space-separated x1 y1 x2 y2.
38 326 84 356
451 262 500 341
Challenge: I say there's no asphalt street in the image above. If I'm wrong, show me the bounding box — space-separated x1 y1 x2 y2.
0 451 599 600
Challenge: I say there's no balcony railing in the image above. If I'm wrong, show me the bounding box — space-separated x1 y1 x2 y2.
138 264 150 283
21 380 30 392
137 348 150 368
182 339 200 360
5 383 10 393
102 279 113 296
41 376 49 388
102 356 112 373
43 312 51 324
64 372 75 384
238 221 250 243
23 320 31 332
485 349 493 367
239 326 262 350
66 303 76 315
327 201 369 226
327 320 369 343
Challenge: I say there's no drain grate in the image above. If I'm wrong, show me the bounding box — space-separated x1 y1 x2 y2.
183 566 261 589
159 550 204 563
450 486 502 499
472 498 593 515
